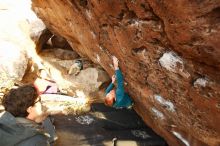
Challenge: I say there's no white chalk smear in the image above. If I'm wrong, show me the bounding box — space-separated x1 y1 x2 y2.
159 51 183 73
85 10 92 19
194 78 208 87
154 95 175 112
96 54 100 63
75 115 94 125
131 130 151 139
172 131 190 146
151 107 165 120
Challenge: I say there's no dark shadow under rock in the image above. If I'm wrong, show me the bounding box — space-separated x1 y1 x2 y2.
53 103 167 146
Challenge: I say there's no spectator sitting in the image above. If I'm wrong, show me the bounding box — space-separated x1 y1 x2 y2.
0 84 57 146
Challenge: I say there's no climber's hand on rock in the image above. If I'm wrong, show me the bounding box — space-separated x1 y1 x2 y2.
112 56 119 70
112 75 116 83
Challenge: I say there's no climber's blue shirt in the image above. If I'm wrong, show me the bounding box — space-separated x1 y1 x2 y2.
105 69 133 108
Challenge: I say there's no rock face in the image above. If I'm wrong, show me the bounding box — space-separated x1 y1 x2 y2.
32 1 220 146
0 41 28 90
0 0 43 92
37 48 109 97
0 0 109 112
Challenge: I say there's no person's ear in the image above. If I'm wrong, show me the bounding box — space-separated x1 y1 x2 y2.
26 106 32 114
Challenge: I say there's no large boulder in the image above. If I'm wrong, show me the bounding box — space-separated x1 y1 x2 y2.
51 35 73 50
39 48 79 60
0 41 28 90
0 0 58 102
0 0 37 91
38 52 110 99
32 0 220 146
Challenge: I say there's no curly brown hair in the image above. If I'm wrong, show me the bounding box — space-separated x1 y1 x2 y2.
2 84 39 117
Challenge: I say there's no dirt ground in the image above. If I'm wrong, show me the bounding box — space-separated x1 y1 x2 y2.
53 103 167 146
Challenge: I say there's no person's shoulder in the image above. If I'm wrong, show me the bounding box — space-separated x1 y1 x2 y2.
17 134 50 146
15 118 50 146
0 111 16 124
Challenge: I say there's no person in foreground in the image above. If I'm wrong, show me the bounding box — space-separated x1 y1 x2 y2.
105 56 133 108
0 84 56 146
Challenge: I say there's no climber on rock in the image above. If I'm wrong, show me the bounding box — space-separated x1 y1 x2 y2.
105 56 133 109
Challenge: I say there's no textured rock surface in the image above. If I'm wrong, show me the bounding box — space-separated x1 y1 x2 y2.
0 41 28 87
0 0 40 91
32 0 220 146
37 48 109 97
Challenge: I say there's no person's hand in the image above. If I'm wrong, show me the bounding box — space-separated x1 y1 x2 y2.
112 56 119 70
111 75 116 83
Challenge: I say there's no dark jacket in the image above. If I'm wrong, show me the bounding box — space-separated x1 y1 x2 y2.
105 69 133 108
0 111 50 146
